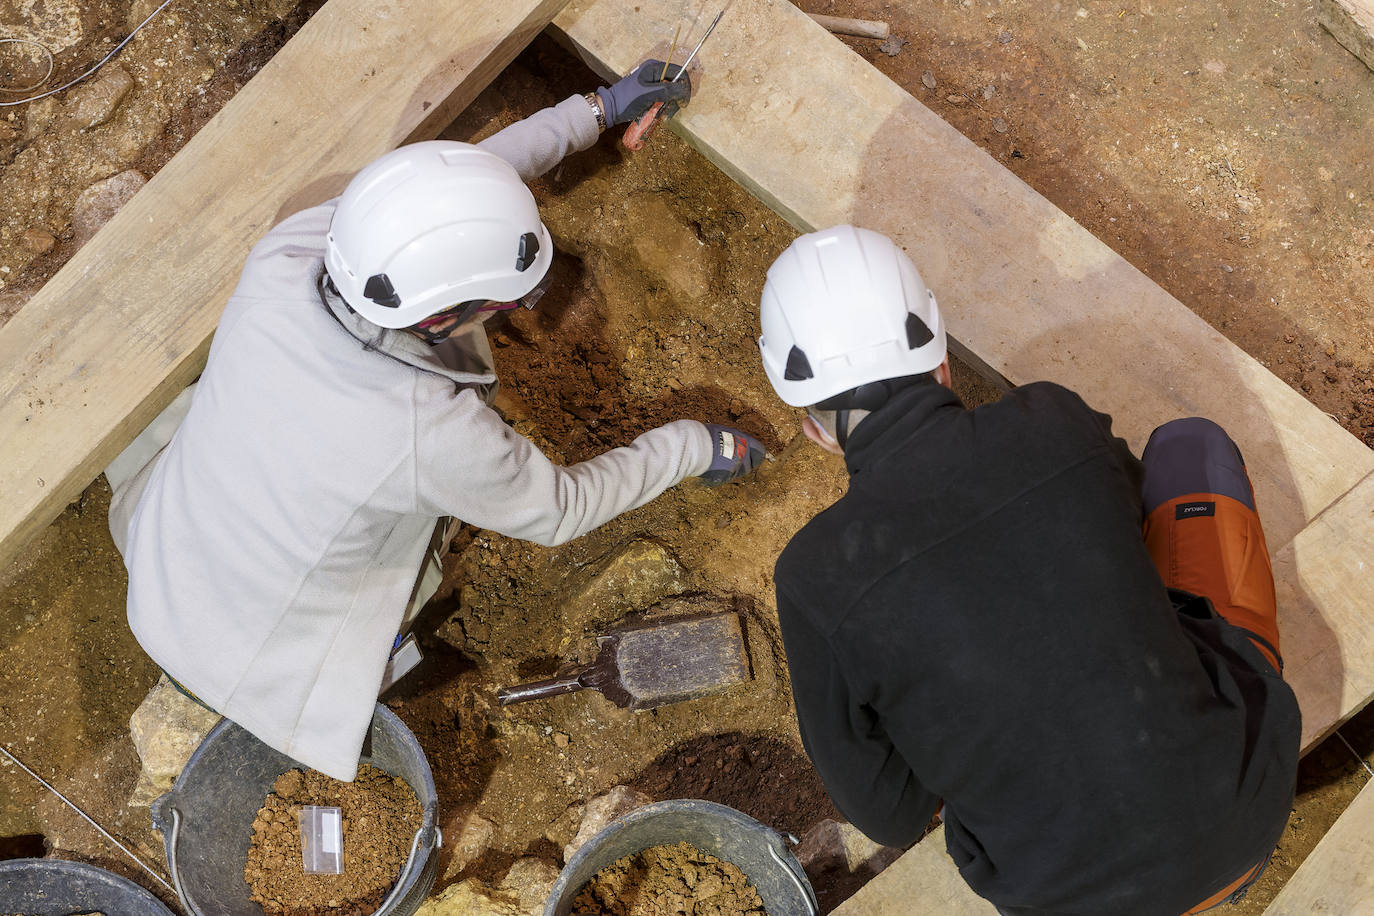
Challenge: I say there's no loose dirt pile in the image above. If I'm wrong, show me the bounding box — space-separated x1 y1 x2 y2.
572 841 765 916
244 765 422 915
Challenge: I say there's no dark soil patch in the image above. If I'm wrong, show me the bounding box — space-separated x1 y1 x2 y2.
629 734 840 841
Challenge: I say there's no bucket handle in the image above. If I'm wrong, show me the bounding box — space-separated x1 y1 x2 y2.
164 805 204 916
769 838 820 914
377 823 442 913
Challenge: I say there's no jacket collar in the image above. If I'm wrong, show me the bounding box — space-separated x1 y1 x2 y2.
843 379 965 475
318 274 499 399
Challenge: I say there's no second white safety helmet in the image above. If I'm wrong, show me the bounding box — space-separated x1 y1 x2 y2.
324 140 553 329
758 225 947 407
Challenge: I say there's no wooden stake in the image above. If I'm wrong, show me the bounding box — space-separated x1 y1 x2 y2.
807 13 890 40
661 23 682 80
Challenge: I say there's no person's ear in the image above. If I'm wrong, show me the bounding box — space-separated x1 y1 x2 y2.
934 357 952 388
803 415 844 455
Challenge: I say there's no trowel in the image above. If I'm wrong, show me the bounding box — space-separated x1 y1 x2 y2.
496 612 752 710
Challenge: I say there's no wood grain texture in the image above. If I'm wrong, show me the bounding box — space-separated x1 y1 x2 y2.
1265 779 1374 914
0 0 570 571
1319 0 1374 72
553 0 1374 552
832 825 996 915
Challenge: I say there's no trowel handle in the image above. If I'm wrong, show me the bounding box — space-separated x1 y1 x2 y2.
497 671 587 706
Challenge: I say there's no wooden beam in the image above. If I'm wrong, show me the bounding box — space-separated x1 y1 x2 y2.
1319 0 1374 72
552 0 1374 552
833 825 995 915
1265 779 1374 913
1272 468 1374 752
0 0 570 571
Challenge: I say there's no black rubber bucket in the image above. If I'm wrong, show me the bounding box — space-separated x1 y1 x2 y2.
543 799 818 915
150 704 440 915
0 858 175 914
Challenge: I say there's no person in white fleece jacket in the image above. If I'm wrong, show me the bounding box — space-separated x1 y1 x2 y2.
105 61 766 782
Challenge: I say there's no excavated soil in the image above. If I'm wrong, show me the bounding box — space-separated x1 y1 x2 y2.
571 842 765 916
1 4 1373 916
244 765 422 916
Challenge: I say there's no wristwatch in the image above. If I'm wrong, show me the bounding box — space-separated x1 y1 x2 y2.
584 92 607 132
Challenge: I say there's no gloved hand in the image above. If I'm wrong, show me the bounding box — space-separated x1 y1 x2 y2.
596 59 693 126
700 424 767 485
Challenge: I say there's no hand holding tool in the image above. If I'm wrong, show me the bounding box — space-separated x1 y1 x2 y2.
620 9 725 151
497 613 751 710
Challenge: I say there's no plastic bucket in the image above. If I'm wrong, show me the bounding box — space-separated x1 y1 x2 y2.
0 858 175 914
543 799 818 916
150 704 440 915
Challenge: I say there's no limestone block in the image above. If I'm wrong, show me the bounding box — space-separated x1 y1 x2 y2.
498 857 561 911
127 675 221 807
415 878 523 916
72 169 146 247
796 818 903 877
563 785 653 862
568 539 686 624
623 191 715 305
64 66 135 130
443 811 497 881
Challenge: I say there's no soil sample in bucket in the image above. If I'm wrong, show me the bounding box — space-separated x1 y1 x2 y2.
572 841 767 916
244 765 422 915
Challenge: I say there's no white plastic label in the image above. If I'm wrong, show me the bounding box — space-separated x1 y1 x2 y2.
300 805 344 874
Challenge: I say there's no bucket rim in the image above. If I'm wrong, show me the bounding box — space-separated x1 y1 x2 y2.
545 798 817 916
0 857 176 915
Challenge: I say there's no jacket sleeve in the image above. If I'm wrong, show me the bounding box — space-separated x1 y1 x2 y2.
414 387 713 546
476 95 601 182
777 582 941 847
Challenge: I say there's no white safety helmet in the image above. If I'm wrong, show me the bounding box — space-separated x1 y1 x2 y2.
758 225 947 407
324 140 554 329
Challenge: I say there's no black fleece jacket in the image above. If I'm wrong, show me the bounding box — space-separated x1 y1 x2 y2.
774 380 1300 916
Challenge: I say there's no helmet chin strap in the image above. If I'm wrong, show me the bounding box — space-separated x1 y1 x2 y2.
835 409 851 450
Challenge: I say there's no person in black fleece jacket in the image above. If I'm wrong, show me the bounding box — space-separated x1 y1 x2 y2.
757 226 1300 915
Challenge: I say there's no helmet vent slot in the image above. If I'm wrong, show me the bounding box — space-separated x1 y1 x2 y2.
906 312 934 349
784 345 814 381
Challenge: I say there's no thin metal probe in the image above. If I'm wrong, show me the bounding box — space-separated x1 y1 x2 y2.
0 742 175 892
670 9 726 83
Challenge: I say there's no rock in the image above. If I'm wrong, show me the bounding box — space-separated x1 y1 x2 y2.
795 818 904 878
71 170 147 247
552 731 570 749
998 29 1015 44
20 228 56 255
22 98 60 141
444 811 497 880
544 801 585 850
568 539 686 624
0 121 16 142
64 66 135 131
564 786 653 862
992 117 1009 134
414 878 523 916
127 675 221 808
498 857 561 911
624 192 715 304
878 34 907 56
921 70 937 89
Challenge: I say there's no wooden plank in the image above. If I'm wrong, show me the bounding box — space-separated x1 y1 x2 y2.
1265 779 1374 914
1273 468 1374 752
1319 0 1374 72
552 0 1374 552
833 825 995 916
0 0 570 572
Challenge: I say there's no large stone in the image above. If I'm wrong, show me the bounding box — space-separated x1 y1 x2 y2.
443 811 497 881
415 878 523 916
498 857 561 911
563 785 653 862
127 675 221 808
795 817 904 877
71 169 146 247
567 539 686 625
63 65 135 131
623 191 715 306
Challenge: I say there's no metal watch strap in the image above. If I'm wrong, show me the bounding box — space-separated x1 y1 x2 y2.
584 92 607 131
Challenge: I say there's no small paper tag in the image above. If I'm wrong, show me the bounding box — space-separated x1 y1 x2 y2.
380 634 424 693
300 805 344 874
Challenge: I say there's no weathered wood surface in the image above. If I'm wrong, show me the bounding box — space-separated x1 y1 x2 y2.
0 0 570 572
1265 778 1374 914
1319 0 1374 72
832 825 995 915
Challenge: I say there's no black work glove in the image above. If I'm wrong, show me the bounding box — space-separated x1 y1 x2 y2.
699 424 766 485
596 59 693 126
